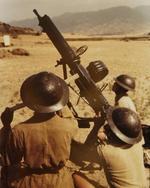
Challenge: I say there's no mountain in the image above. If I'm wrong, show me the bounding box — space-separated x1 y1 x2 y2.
9 6 150 35
9 18 40 31
0 22 38 35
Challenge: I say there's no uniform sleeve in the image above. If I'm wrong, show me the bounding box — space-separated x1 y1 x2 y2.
5 127 24 165
70 119 79 141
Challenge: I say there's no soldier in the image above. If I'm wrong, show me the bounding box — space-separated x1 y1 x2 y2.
98 74 138 167
1 71 78 188
112 74 149 164
112 74 136 112
97 107 147 188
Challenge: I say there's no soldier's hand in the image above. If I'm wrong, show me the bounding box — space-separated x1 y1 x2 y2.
1 107 14 127
97 131 107 145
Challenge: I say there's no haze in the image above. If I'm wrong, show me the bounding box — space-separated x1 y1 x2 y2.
1 0 150 22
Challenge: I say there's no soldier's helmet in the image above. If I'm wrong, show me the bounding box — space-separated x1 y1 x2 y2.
114 74 135 91
20 72 69 113
106 107 142 145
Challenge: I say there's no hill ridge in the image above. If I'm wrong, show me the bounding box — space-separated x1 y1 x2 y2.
7 6 150 35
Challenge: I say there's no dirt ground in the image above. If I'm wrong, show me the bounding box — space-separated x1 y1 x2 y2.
0 34 150 187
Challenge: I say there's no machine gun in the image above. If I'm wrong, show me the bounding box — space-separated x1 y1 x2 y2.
33 9 110 116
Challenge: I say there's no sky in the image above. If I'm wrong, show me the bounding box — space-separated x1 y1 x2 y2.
1 0 150 22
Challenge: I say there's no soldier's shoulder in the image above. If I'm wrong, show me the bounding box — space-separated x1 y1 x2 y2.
12 122 28 132
120 95 132 101
119 95 134 106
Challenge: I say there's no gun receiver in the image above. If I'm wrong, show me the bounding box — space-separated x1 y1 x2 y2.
33 9 110 113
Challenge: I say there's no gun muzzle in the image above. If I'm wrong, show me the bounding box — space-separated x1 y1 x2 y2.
33 9 42 20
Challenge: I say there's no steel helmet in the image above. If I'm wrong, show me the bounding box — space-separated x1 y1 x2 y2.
20 72 69 113
106 107 142 145
114 74 135 91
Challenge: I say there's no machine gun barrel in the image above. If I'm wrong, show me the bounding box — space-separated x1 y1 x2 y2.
33 9 76 70
33 9 110 113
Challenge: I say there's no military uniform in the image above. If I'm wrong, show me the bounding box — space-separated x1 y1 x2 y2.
5 114 77 188
97 136 147 188
115 94 136 112
97 106 147 188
